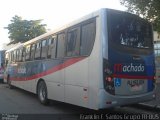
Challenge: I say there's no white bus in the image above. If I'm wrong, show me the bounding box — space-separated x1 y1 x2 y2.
4 8 156 110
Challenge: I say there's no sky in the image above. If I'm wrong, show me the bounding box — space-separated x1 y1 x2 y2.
0 0 126 49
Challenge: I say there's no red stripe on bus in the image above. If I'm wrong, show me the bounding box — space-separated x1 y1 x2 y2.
10 57 85 81
113 74 154 80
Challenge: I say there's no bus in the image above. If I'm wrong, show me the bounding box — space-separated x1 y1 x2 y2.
4 8 156 110
0 50 5 82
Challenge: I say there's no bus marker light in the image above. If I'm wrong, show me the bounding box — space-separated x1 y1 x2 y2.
106 77 112 82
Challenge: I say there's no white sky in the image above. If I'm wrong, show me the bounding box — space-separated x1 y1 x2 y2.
0 0 126 49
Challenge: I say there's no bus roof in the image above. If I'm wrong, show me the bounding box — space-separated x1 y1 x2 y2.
6 8 128 52
23 8 101 46
5 43 23 53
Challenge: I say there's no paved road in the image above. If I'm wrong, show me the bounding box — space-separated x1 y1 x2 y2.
0 83 159 120
0 83 87 119
0 83 159 113
0 83 97 115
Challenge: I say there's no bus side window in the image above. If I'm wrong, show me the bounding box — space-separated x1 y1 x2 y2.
18 49 22 62
16 50 18 61
7 53 10 63
11 51 14 62
9 53 11 63
13 50 16 62
5 53 9 67
47 36 56 59
30 43 36 60
35 42 41 60
67 27 80 57
80 21 96 56
57 32 66 58
22 48 25 62
25 45 31 61
41 39 47 59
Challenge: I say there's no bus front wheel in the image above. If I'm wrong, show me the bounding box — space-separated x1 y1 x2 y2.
37 80 49 105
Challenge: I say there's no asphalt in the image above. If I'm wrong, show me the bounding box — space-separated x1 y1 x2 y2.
140 80 160 110
1 79 159 111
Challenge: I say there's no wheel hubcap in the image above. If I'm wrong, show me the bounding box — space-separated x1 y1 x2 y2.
39 84 46 101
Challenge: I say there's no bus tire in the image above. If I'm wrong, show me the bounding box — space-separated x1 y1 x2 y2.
37 80 49 105
7 75 13 89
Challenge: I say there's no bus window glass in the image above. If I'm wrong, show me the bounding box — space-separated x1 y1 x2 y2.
57 33 65 58
41 40 47 59
67 27 80 56
16 50 19 61
48 36 56 58
14 50 16 62
22 48 25 62
16 50 19 62
42 40 47 47
35 42 41 59
10 52 13 62
18 49 22 61
80 21 96 55
5 53 9 66
30 44 35 60
109 11 152 49
48 37 54 45
25 45 31 61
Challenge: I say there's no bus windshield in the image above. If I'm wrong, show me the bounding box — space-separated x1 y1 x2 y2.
108 10 153 49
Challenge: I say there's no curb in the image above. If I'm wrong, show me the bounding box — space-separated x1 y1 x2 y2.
139 103 160 111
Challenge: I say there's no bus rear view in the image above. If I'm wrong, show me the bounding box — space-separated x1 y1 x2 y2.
101 9 155 108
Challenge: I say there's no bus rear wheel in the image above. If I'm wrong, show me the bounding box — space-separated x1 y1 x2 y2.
37 81 49 105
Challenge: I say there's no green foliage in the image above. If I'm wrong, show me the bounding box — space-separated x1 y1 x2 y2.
120 0 160 33
5 15 47 44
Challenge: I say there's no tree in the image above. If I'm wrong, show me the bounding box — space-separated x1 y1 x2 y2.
5 15 47 44
120 0 160 33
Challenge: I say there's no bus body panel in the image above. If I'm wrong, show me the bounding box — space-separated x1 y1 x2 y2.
64 15 102 109
46 59 65 102
87 16 102 109
47 81 65 102
107 49 155 95
64 58 88 87
98 89 155 109
100 9 155 109
64 57 89 107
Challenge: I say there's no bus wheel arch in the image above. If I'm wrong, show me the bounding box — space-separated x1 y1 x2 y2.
37 79 49 105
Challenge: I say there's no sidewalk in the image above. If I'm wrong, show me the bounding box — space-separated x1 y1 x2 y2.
141 80 160 109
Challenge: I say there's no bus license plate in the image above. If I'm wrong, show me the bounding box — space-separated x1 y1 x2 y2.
127 80 144 91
